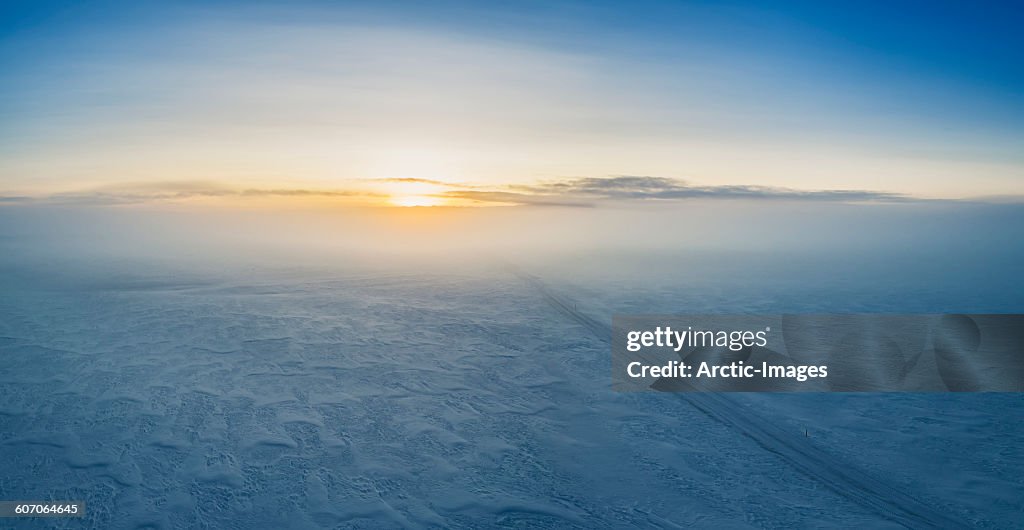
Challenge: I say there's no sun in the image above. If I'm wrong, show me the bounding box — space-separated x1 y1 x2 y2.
380 178 449 207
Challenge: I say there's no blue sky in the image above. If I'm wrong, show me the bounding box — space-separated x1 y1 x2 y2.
1 0 1022 204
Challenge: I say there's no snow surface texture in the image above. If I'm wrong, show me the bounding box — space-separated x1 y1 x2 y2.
1 253 1022 529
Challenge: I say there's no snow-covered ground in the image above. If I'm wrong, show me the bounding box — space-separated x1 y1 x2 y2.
0 244 1021 528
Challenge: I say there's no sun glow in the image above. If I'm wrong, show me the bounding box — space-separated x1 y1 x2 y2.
390 195 444 207
380 178 449 207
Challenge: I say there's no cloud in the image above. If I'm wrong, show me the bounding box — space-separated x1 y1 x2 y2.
0 176 916 208
437 190 593 208
508 176 907 202
0 182 384 206
433 176 907 206
371 177 466 187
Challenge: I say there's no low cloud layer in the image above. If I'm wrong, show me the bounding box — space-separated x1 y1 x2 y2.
0 182 384 206
438 176 908 206
1 176 914 207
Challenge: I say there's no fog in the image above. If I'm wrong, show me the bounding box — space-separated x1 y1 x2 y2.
3 200 1022 264
2 200 1020 313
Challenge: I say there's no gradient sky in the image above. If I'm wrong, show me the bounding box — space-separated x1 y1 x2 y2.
1 0 1023 204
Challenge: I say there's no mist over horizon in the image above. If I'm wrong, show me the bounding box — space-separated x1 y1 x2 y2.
3 199 1022 315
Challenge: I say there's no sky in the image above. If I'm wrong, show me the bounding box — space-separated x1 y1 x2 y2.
1 0 1023 206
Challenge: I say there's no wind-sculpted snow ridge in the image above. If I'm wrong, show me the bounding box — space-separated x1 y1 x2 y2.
511 268 971 529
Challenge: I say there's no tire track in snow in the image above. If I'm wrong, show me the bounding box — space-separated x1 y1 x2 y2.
511 268 968 529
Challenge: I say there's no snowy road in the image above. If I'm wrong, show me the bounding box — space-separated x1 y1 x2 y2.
516 267 967 528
